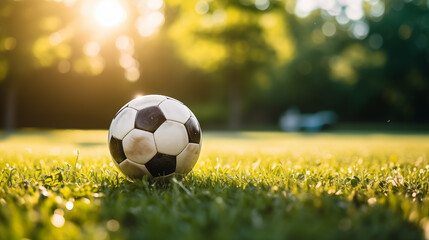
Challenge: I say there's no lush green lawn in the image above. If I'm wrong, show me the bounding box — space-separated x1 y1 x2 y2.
1 130 429 240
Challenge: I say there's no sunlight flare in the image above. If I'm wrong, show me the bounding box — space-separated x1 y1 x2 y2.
94 0 127 27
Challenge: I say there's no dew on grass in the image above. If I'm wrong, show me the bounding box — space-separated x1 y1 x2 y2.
66 201 74 210
51 210 65 228
39 186 50 198
1 131 429 239
215 196 224 205
368 197 377 205
93 193 104 198
55 196 63 204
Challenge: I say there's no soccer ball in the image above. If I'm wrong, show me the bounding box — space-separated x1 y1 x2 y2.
108 95 202 179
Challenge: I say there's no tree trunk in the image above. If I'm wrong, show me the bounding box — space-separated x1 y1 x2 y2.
4 83 16 132
228 74 242 130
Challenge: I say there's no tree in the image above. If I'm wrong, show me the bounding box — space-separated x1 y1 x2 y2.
0 1 50 131
0 0 169 130
267 0 429 123
166 0 294 129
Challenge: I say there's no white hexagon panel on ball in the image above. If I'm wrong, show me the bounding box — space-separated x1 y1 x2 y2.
154 120 189 156
176 143 201 174
159 99 191 124
119 159 152 179
110 108 137 140
122 129 157 164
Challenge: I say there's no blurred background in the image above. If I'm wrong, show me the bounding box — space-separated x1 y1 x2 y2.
0 0 428 131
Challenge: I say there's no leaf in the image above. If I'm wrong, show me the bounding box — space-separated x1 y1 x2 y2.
351 179 358 187
55 172 63 182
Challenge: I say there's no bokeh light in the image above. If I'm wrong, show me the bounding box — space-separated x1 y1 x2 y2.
195 1 209 15
115 35 133 51
322 21 336 37
94 0 127 27
255 0 270 11
351 21 369 39
368 33 383 49
1 37 16 51
83 41 101 57
125 67 140 82
50 209 65 228
293 0 388 39
146 0 163 10
135 11 165 37
58 60 71 73
65 201 74 210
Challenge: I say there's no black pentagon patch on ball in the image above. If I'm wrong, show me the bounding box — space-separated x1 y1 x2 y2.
109 136 126 164
135 106 166 133
145 153 176 177
185 117 201 144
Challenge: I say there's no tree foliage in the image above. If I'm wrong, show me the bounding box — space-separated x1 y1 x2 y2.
0 0 428 129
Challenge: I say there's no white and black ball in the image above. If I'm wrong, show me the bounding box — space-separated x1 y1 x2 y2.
108 95 202 179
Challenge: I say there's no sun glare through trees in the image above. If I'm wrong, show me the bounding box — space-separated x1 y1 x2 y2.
69 0 165 81
1 0 428 129
93 0 127 28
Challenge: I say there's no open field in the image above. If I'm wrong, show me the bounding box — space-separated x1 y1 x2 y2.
0 130 429 240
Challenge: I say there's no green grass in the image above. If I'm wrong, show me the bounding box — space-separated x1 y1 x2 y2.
1 130 429 240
